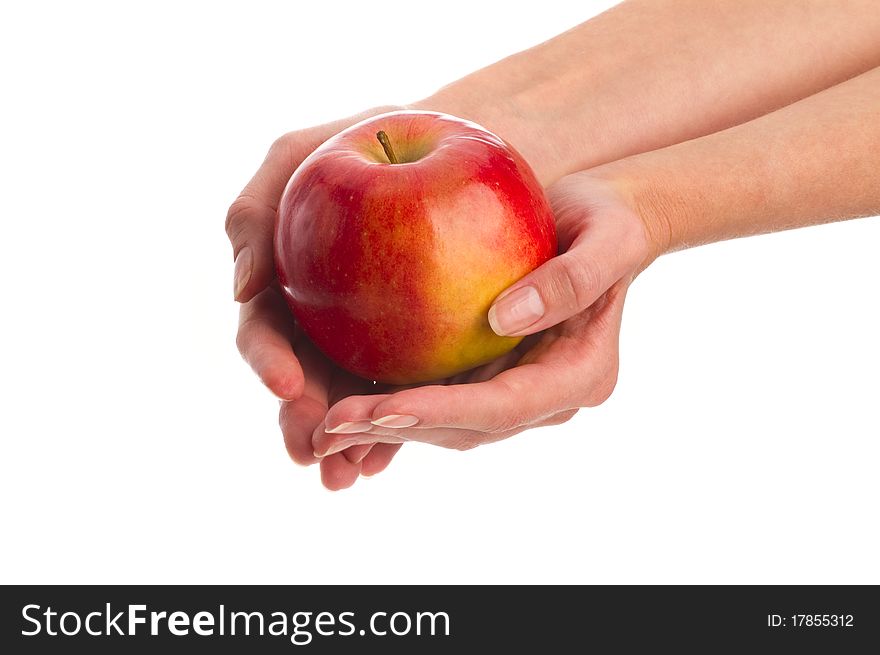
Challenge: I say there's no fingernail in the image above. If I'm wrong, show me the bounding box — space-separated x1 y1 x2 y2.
233 246 253 301
371 414 419 428
318 440 360 457
488 285 544 336
325 420 373 434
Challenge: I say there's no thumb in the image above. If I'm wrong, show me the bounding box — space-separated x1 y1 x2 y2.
487 180 646 336
226 197 276 304
226 135 306 302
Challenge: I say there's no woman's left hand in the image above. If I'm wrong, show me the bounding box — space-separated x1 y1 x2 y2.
313 173 655 458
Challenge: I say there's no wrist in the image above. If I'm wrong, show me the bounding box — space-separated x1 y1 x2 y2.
582 159 684 267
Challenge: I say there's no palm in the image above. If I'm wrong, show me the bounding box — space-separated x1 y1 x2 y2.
309 181 643 467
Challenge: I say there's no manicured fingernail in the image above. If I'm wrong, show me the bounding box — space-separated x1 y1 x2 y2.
318 439 362 457
233 246 253 301
325 420 373 434
315 444 341 458
371 414 419 428
488 285 544 336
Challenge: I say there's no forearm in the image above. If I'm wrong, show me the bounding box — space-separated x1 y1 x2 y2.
413 0 880 185
596 65 880 256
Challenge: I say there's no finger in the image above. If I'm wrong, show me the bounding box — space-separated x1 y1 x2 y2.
326 393 391 431
318 372 450 437
342 444 373 464
279 339 333 465
368 367 572 435
319 422 488 452
279 397 325 466
326 369 378 464
312 378 418 457
317 407 582 455
236 288 303 400
535 408 580 428
375 408 580 448
369 290 626 437
313 393 391 457
487 173 646 337
312 414 405 458
316 365 577 449
318 388 525 451
360 443 403 477
331 407 580 453
320 452 362 491
227 136 305 303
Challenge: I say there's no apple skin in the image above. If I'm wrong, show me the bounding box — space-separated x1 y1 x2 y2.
274 111 556 384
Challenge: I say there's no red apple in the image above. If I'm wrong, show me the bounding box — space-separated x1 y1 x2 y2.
274 111 556 384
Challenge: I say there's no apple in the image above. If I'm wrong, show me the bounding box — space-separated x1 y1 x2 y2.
274 110 556 384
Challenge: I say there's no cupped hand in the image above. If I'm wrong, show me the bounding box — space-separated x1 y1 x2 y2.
312 173 654 458
227 106 406 490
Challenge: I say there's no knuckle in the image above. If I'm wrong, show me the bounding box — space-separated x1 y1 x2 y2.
546 175 589 226
484 411 528 433
584 368 619 407
550 254 602 314
450 432 483 451
269 133 294 157
482 379 532 432
225 133 294 242
546 409 579 426
235 315 259 357
225 196 255 243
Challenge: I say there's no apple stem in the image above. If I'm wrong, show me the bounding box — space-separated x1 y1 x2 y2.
376 130 399 164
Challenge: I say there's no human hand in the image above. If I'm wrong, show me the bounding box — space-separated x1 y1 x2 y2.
312 173 654 458
227 106 408 489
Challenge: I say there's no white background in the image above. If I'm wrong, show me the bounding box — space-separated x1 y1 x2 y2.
1 0 877 584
